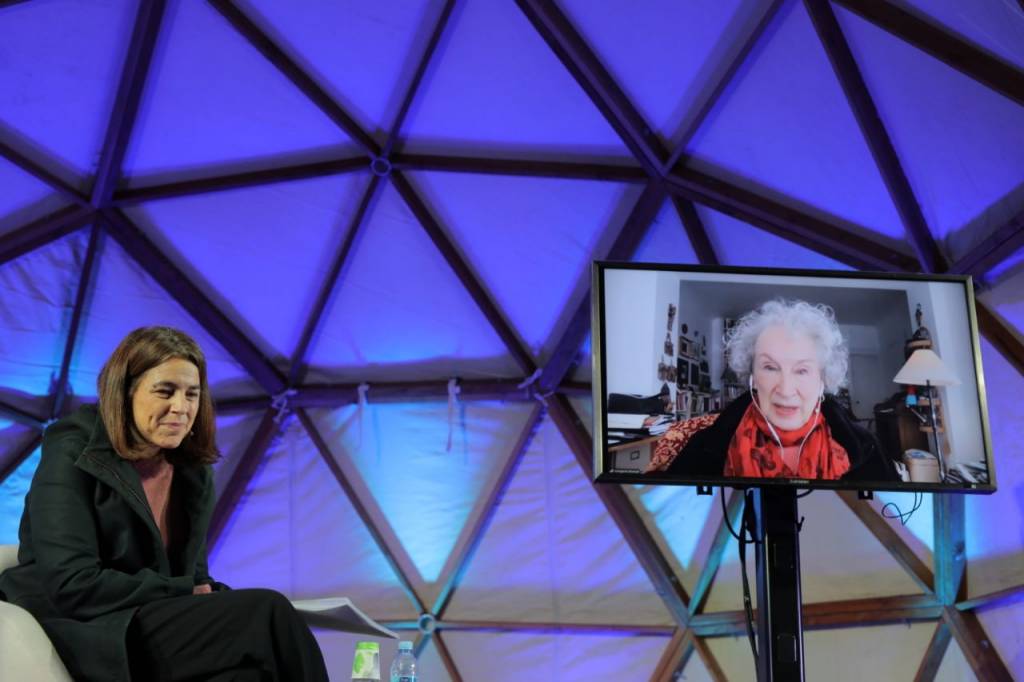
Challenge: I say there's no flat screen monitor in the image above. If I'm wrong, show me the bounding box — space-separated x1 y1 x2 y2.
591 262 996 494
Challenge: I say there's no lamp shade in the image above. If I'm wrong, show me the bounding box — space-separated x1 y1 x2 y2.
893 349 961 386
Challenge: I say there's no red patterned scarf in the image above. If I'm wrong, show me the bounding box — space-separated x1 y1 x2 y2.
724 402 850 480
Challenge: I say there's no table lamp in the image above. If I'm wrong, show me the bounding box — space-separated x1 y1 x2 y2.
893 349 960 482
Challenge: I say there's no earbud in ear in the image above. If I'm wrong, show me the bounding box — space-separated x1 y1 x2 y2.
748 375 754 392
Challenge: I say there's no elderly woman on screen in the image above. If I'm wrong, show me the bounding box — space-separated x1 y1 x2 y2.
650 300 897 482
0 326 328 682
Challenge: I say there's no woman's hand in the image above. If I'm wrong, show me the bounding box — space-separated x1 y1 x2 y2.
192 583 213 595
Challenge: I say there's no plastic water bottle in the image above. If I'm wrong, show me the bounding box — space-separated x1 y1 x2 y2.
351 641 381 681
389 641 417 682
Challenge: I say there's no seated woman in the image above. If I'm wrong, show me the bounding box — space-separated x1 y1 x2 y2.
0 326 328 681
647 299 898 482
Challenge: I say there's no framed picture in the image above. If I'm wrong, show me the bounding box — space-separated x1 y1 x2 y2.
678 335 696 358
676 357 697 389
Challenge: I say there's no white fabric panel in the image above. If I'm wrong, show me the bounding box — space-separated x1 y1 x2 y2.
680 647 715 682
446 416 673 626
309 400 536 599
977 600 1024 680
871 490 935 558
0 231 86 413
964 336 1024 596
121 0 353 182
570 198 703 384
0 418 21 448
211 416 417 620
698 205 852 270
400 0 627 155
1 199 71 247
630 198 700 265
0 157 59 235
796 492 928 603
804 621 936 681
238 0 438 134
304 182 522 382
210 411 264 497
415 637 454 682
68 234 261 400
568 396 592 437
935 632 981 681
703 490 926 612
979 265 1024 351
705 633 756 681
570 199 704 385
442 630 668 682
409 171 639 362
558 0 765 146
0 438 38 545
896 0 1024 71
708 622 943 680
570 333 592 384
625 484 716 599
988 249 1024 283
835 4 1024 256
700 533 757 613
684 0 906 243
125 172 369 363
972 270 1024 598
0 0 134 176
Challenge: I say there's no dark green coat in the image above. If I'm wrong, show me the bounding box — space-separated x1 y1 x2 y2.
0 405 224 681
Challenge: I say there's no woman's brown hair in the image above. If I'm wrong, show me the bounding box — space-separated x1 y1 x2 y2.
97 326 219 464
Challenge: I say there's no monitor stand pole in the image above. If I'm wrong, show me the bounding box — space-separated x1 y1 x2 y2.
754 487 805 681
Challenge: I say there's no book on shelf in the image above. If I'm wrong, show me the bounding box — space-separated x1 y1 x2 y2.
646 415 673 435
607 414 673 440
608 413 649 430
608 429 645 440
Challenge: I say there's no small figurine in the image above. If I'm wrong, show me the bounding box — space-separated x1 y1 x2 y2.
912 304 932 341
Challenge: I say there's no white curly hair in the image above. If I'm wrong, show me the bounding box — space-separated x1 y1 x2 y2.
724 299 849 394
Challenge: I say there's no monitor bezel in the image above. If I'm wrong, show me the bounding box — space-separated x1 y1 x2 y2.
591 261 996 494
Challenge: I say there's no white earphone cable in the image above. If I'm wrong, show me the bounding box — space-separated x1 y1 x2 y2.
749 374 825 468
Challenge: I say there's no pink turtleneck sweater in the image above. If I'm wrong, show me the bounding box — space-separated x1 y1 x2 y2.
131 457 175 549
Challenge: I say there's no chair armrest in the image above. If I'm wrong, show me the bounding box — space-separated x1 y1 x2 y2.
0 601 73 682
0 544 18 572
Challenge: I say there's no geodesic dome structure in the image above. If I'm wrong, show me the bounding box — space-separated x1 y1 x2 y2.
1 0 1023 679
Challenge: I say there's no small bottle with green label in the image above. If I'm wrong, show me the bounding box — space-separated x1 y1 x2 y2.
351 641 381 682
